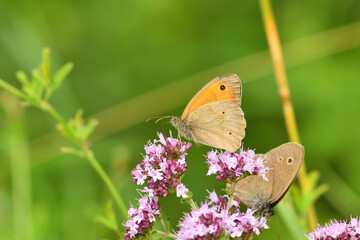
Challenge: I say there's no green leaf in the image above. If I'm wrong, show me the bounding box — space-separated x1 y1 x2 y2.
165 219 170 232
27 70 45 100
276 200 308 237
80 118 99 140
0 79 28 100
52 62 73 91
186 191 193 199
222 186 231 195
15 71 30 89
290 184 301 211
312 184 329 203
56 123 74 141
68 110 98 141
295 170 328 213
40 47 52 85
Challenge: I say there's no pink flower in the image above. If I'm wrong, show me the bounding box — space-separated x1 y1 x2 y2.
177 192 269 240
131 132 191 197
124 194 161 240
307 216 360 240
205 149 268 183
176 183 189 198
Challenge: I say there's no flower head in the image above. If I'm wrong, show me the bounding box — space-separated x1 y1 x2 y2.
176 183 189 198
177 192 269 240
307 216 360 240
206 148 268 183
131 132 191 197
124 193 162 240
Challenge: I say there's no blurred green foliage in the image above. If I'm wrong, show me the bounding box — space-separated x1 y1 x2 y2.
1 0 360 239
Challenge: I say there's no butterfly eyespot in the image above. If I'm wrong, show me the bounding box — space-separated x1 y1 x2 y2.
220 85 226 90
287 157 294 165
229 132 232 135
222 112 225 114
278 157 283 162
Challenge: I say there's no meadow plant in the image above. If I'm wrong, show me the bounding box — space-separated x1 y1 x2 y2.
307 216 360 240
124 132 270 239
0 48 352 240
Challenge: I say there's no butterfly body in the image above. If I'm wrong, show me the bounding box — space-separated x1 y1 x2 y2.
170 116 192 140
171 74 246 152
234 142 304 216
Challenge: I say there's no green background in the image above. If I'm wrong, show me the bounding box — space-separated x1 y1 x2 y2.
1 0 360 239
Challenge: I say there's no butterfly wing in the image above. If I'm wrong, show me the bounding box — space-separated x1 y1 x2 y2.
181 74 242 119
234 143 304 212
233 154 274 207
185 101 246 152
268 142 304 205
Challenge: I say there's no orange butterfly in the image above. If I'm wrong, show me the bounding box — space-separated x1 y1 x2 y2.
171 74 246 152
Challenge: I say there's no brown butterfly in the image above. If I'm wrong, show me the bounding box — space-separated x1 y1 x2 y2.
233 142 304 216
170 74 246 152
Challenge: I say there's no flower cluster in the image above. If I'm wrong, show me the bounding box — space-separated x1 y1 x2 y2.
125 133 191 239
307 216 360 240
124 190 162 240
177 191 269 240
131 132 191 197
206 149 268 182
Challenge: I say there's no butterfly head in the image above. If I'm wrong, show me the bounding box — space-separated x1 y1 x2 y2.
170 116 180 128
170 117 192 140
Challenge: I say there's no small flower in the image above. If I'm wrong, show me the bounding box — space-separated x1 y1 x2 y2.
177 202 224 240
176 183 189 198
124 194 162 240
205 149 268 183
177 192 269 240
224 208 269 238
131 132 191 197
307 216 360 240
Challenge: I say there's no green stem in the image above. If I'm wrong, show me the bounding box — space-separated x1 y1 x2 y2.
226 183 235 212
188 198 197 210
258 0 317 230
0 79 28 100
1 93 33 240
154 229 178 239
42 102 128 219
81 146 129 219
40 101 78 144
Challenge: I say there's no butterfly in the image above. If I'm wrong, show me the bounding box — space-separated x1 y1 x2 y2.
170 74 246 152
233 142 304 216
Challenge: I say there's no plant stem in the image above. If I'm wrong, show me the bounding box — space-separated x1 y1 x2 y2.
1 93 33 240
226 183 235 212
154 229 178 239
42 102 129 220
258 0 317 230
188 198 198 210
81 145 129 219
0 79 28 100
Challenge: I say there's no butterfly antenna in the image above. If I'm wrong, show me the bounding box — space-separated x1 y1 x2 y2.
145 116 171 124
155 117 169 124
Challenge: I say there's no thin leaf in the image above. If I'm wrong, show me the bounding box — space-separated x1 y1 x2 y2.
52 62 73 91
80 118 99 141
15 71 30 89
0 79 28 100
311 184 329 203
40 47 52 85
276 201 308 237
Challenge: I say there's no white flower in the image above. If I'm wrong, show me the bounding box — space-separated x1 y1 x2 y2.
176 183 189 198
